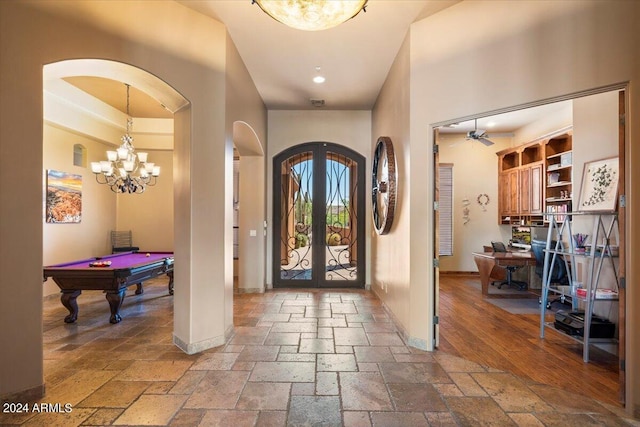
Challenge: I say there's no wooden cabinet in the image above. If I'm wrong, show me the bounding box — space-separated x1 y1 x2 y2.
498 169 519 217
520 163 543 215
497 128 571 225
497 141 544 224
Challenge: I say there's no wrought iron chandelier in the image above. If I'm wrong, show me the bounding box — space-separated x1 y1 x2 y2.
252 0 368 31
91 84 160 194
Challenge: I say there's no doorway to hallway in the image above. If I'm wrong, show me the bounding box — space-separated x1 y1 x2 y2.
273 142 365 288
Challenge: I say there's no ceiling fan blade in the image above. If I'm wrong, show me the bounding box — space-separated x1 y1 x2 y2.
478 137 494 146
485 132 515 138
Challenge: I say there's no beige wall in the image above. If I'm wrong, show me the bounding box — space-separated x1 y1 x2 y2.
0 0 249 399
437 136 512 273
42 125 117 296
371 34 416 345
515 104 573 145
407 0 639 414
237 156 266 292
266 110 372 287
115 149 174 252
226 34 268 294
571 90 620 322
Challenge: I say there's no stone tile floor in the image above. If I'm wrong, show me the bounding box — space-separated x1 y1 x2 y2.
2 278 638 426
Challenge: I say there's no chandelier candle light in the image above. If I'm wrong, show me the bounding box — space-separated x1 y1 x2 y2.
252 0 368 31
91 84 160 194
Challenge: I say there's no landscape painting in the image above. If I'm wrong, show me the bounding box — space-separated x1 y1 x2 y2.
46 170 82 223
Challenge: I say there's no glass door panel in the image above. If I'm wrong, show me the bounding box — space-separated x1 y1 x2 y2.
278 151 314 282
325 151 358 281
273 143 365 288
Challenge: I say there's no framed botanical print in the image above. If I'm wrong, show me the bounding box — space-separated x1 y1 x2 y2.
577 156 619 212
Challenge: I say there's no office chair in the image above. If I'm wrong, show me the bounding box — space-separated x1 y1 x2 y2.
491 241 507 253
491 241 528 290
531 239 569 308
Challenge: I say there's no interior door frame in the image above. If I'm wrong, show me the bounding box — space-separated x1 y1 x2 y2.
431 84 628 403
432 128 441 348
272 141 366 288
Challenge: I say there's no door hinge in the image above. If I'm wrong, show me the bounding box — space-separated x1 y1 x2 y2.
619 194 626 208
619 277 626 289
434 201 439 211
620 359 625 372
433 144 439 154
433 259 439 268
620 113 626 126
433 316 439 325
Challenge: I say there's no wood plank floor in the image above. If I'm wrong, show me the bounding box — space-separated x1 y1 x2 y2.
437 273 621 408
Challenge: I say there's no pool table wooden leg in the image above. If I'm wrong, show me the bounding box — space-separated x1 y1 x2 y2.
60 290 81 323
167 271 174 295
135 283 143 295
105 289 126 324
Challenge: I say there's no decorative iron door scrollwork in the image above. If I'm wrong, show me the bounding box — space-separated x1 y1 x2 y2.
273 143 365 288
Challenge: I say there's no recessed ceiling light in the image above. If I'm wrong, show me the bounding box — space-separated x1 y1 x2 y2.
486 121 497 128
313 75 326 84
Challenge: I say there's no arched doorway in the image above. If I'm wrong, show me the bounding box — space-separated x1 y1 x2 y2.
273 142 365 288
42 59 188 312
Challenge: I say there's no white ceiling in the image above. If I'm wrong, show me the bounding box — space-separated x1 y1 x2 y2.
438 101 573 135
178 0 459 110
59 0 573 135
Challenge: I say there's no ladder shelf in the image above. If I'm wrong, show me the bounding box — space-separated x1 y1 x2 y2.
539 211 619 362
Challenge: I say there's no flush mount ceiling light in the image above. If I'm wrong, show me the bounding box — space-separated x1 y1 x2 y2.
252 0 368 31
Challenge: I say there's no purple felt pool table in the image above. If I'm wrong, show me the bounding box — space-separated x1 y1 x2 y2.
43 251 174 324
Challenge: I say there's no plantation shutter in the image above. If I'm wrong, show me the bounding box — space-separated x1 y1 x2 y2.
438 164 453 256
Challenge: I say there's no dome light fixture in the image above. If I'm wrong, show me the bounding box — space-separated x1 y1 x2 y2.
252 0 368 31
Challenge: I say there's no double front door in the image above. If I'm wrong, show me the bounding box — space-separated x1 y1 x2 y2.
273 142 365 288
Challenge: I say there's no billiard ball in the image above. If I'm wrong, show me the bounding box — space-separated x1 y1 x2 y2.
146 253 150 257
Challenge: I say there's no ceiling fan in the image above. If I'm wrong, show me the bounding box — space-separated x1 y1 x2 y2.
466 119 494 146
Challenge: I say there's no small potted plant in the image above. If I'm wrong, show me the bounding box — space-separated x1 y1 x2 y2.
295 233 308 249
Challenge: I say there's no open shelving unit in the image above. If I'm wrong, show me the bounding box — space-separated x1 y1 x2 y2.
544 133 573 223
539 211 619 362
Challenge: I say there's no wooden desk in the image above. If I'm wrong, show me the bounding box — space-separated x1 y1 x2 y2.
472 251 537 296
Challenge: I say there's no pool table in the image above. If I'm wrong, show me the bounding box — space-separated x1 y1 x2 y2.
43 251 174 324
